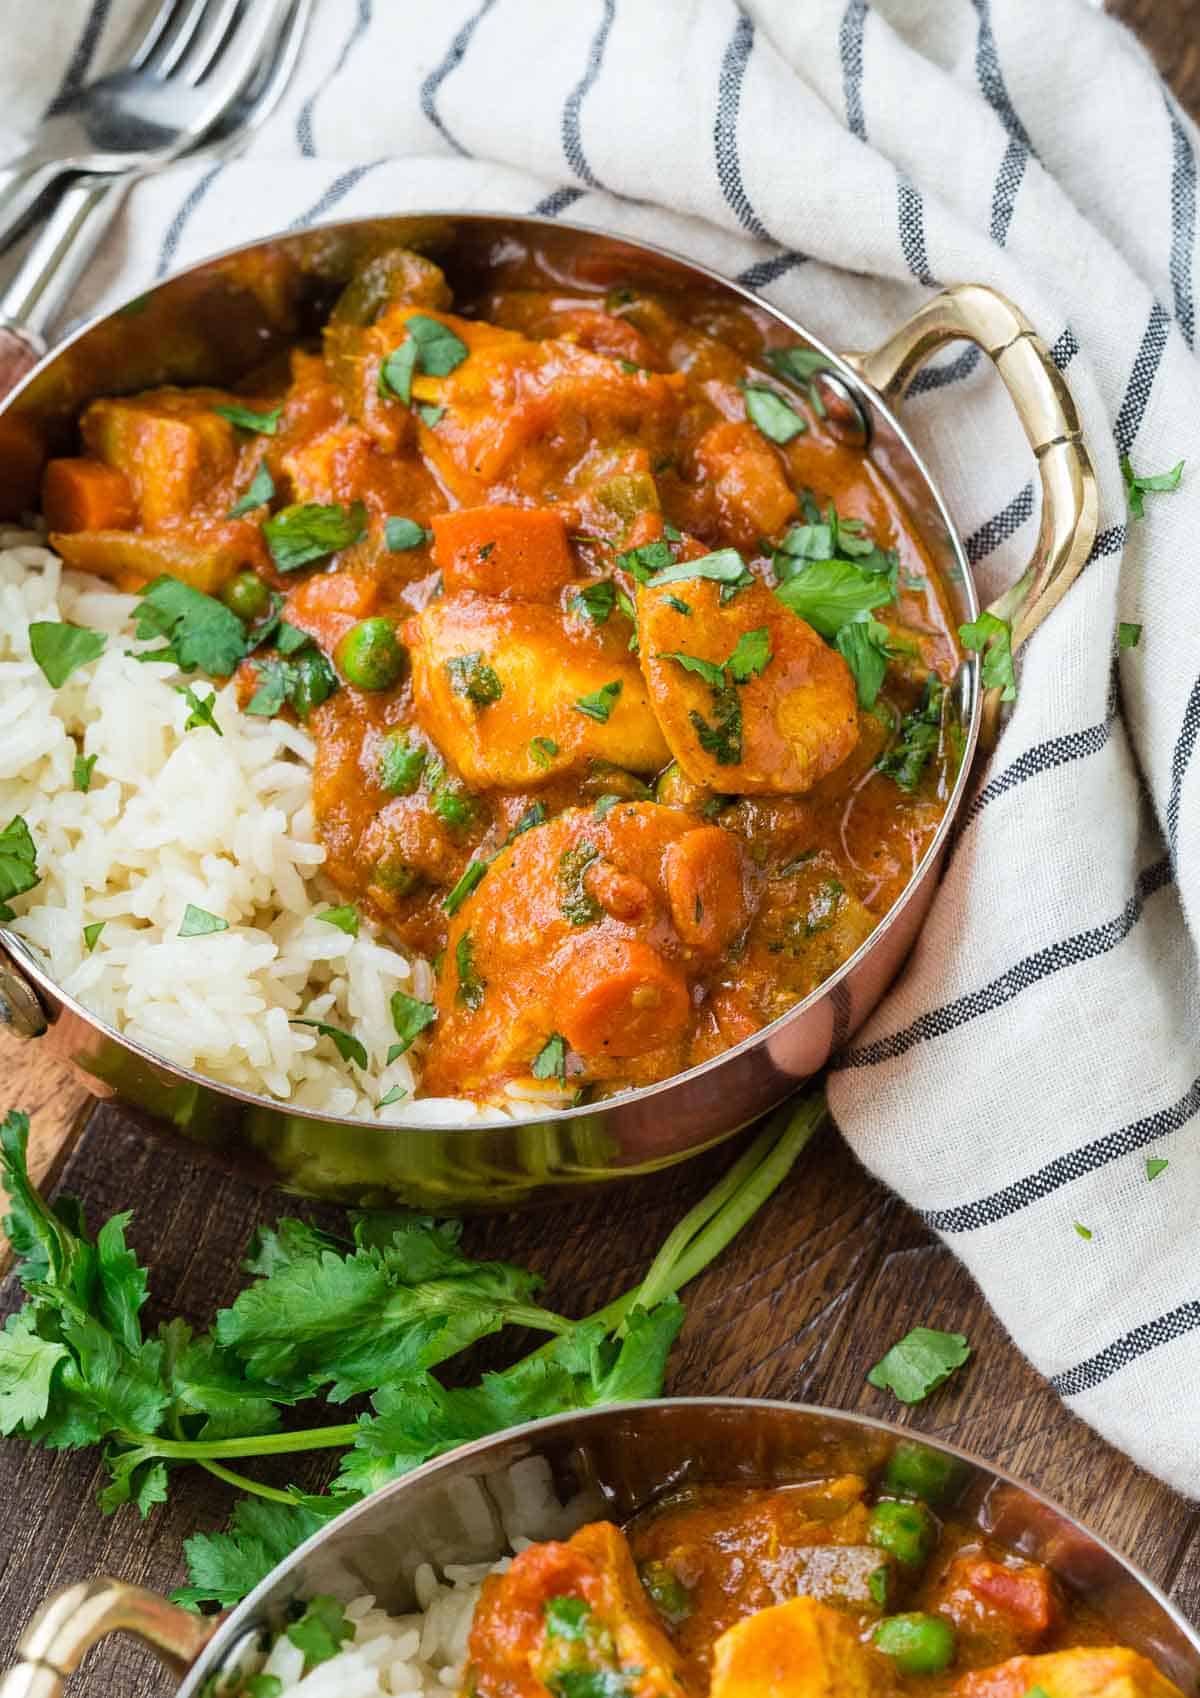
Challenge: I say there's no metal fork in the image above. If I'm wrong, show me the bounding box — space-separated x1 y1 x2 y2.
0 0 288 252
0 0 311 399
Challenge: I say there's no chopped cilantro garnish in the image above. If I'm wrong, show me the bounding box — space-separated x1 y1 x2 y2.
574 680 622 722
531 1033 568 1085
1121 455 1183 520
290 1018 367 1068
725 627 772 682
418 404 446 429
1146 1157 1169 1181
378 1085 408 1108
866 1327 970 1405
574 581 617 624
406 314 469 375
287 1595 353 1669
649 549 753 591
616 539 675 583
742 382 806 444
593 794 623 819
385 517 430 552
544 1594 590 1638
664 595 691 615
214 402 282 436
1118 621 1142 650
659 650 725 689
316 905 359 936
529 735 559 769
1074 1221 1094 1241
226 461 275 519
0 815 39 921
389 990 437 1057
959 610 1016 701
178 904 228 938
245 650 338 722
559 842 601 926
82 920 105 954
275 621 312 656
29 621 106 688
775 558 894 640
455 931 486 1010
381 340 418 404
132 576 249 676
443 857 490 916
446 651 503 707
72 752 97 793
876 674 944 792
690 688 742 766
176 683 222 735
262 502 367 574
835 616 893 709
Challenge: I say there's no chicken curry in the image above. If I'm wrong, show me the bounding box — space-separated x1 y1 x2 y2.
462 1470 1185 1698
38 238 966 1104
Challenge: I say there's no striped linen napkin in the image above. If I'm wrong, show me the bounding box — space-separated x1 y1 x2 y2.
3 0 1197 1493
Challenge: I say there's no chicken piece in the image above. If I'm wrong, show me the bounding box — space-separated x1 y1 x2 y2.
928 1552 1061 1660
691 418 797 550
405 591 669 788
463 1520 691 1698
48 528 250 596
432 504 574 600
955 1648 1187 1698
80 389 237 527
638 577 858 794
421 804 748 1095
711 1596 894 1698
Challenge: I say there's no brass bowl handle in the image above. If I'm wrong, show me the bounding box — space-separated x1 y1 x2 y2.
0 1578 217 1697
845 283 1099 747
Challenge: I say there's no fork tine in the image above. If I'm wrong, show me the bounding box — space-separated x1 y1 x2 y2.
174 0 245 85
127 0 196 69
177 0 290 113
140 0 219 75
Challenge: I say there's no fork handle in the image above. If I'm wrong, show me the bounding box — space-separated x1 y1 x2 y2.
0 326 42 399
0 161 64 255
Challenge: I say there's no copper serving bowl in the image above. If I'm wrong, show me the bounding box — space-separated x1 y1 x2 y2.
0 215 1098 1208
1 1398 1193 1698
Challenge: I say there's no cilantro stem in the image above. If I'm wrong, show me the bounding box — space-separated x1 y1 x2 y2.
125 1426 357 1460
198 1459 308 1505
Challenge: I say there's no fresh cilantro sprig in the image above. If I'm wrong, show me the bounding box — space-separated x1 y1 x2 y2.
0 815 39 921
1121 455 1183 520
133 577 250 676
0 1093 826 1612
959 610 1016 701
866 1326 971 1405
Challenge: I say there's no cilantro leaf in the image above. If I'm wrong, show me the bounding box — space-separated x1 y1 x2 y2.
545 1596 591 1640
245 650 338 721
690 686 742 766
775 558 894 640
389 990 437 1058
866 1327 970 1404
227 461 275 519
616 540 674 583
214 403 282 436
835 616 892 709
726 626 772 682
456 931 486 1010
380 339 418 403
765 346 829 384
385 516 430 551
176 683 222 735
179 905 228 937
574 680 622 722
316 905 358 936
1146 1157 1169 1181
132 576 249 676
574 580 617 624
378 1085 407 1107
443 857 489 916
446 651 503 707
1121 455 1183 520
876 674 944 792
1118 621 1142 650
659 651 725 689
290 1018 367 1068
73 752 97 793
275 621 312 655
1074 1221 1094 1240
529 735 559 769
289 1595 353 1669
0 1312 68 1436
0 814 39 920
418 404 446 428
175 1499 335 1611
29 621 106 687
532 1032 568 1084
405 314 469 376
959 610 1016 701
82 920 104 953
649 549 753 590
378 733 426 794
743 383 806 444
262 501 367 573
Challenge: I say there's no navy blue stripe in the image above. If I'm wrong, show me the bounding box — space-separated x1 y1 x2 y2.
714 12 771 241
1050 325 1080 369
839 0 869 142
288 161 387 231
925 1070 1200 1237
908 345 982 396
533 186 587 219
155 161 226 278
990 136 1029 247
563 0 615 189
1166 672 1200 854
1164 91 1197 351
419 0 498 158
297 0 372 159
831 857 1172 1072
956 715 1114 839
1052 1302 1200 1397
47 0 112 115
1113 299 1170 456
896 175 937 287
736 250 807 289
1089 524 1126 561
965 482 1034 563
970 0 1033 149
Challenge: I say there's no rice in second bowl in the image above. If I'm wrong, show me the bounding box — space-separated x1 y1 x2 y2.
0 532 530 1123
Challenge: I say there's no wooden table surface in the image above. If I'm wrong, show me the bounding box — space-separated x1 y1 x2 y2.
1 3 1196 1692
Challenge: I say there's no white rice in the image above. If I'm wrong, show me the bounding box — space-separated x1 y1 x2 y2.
0 532 567 1122
215 1456 601 1698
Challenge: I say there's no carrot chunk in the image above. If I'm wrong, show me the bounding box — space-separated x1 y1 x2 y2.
663 825 746 955
553 933 690 1059
42 458 136 534
432 504 573 600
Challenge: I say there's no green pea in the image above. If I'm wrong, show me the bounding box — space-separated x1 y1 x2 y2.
374 858 420 895
867 1498 938 1569
335 618 406 691
883 1441 967 1506
220 570 270 622
639 1561 692 1626
873 1613 956 1675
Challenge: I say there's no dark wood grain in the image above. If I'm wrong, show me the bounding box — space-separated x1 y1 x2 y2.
3 4 1199 1692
